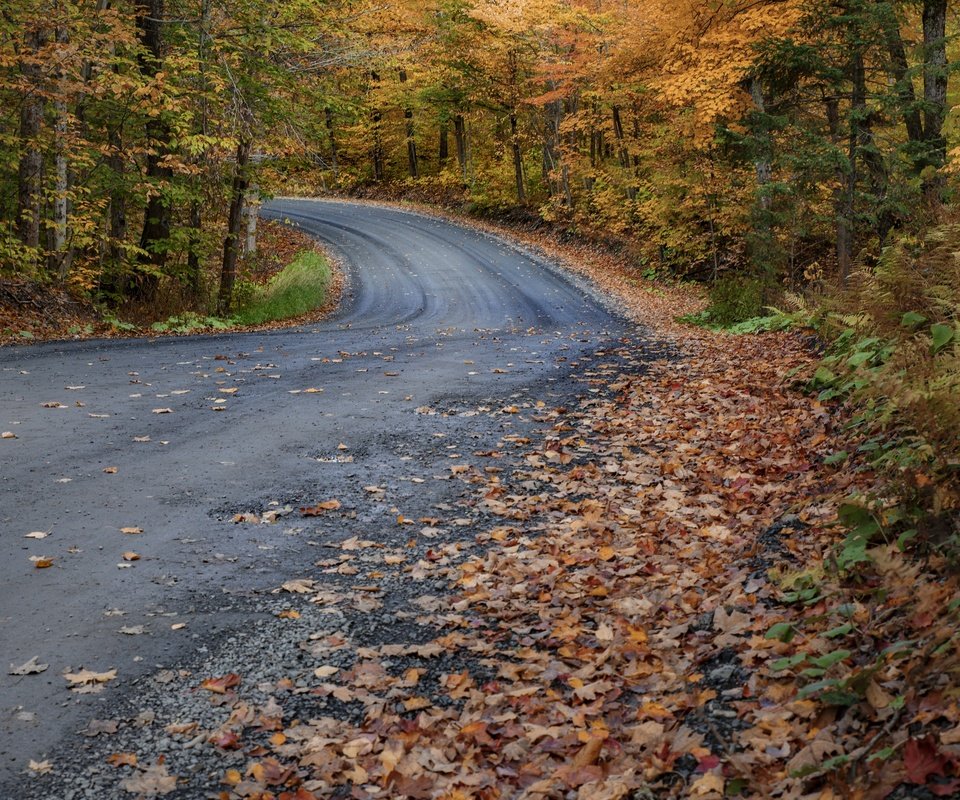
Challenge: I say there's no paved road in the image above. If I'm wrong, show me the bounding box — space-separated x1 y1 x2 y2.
0 199 626 784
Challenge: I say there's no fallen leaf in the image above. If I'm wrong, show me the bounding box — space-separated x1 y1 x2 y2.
151 408 173 414
122 552 140 562
103 466 118 474
690 773 725 797
301 500 341 516
28 759 52 775
64 668 117 691
83 719 119 736
9 656 48 675
29 556 53 569
120 527 143 535
107 753 138 768
120 762 177 795
2 431 17 439
200 673 241 694
24 531 49 539
281 579 316 593
314 665 340 678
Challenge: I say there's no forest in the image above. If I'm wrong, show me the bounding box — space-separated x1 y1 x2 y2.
0 0 954 310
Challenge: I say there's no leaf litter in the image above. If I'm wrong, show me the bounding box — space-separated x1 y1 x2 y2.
16 285 960 799
162 323 958 797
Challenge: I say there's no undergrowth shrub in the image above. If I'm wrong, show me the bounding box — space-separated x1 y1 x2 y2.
815 224 960 553
706 274 767 324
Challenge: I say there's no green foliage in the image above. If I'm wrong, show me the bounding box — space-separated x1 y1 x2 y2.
102 314 138 333
679 308 798 334
813 226 960 540
233 251 331 326
705 275 767 325
150 313 231 334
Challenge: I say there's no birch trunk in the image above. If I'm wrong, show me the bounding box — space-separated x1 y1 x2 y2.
245 183 259 256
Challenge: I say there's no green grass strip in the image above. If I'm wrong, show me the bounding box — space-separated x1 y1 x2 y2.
234 251 331 325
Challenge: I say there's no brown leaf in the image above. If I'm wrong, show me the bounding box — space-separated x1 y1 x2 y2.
300 499 341 516
120 762 177 795
64 668 117 688
200 673 241 694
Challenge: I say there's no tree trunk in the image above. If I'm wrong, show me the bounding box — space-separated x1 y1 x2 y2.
825 96 850 283
17 27 46 255
245 183 259 256
510 112 525 204
186 199 202 297
108 125 127 268
218 139 251 316
398 69 418 179
921 0 948 206
325 107 339 177
52 98 69 277
612 105 634 202
137 0 172 294
878 1 924 145
750 76 773 212
51 20 70 279
542 102 558 197
370 72 384 182
439 122 449 168
454 114 467 182
612 105 629 170
837 46 868 286
186 0 209 298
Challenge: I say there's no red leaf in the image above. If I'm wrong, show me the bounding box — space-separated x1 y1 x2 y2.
905 737 947 785
696 754 721 773
208 730 242 750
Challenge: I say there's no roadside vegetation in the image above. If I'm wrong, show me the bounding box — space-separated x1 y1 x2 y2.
2 0 959 795
232 252 332 326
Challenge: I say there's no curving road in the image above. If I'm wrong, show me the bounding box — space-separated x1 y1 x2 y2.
0 199 627 784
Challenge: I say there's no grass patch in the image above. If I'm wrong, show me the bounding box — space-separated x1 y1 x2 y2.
233 250 331 325
678 309 795 334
